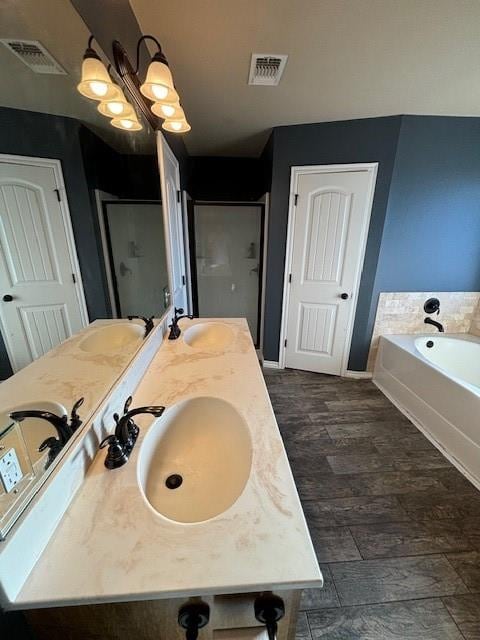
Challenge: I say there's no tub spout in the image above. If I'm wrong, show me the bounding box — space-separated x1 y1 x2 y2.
424 317 444 332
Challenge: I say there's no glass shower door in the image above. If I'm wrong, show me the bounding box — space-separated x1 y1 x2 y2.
103 201 170 318
192 204 264 345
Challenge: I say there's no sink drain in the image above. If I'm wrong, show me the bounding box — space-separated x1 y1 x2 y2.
165 474 183 489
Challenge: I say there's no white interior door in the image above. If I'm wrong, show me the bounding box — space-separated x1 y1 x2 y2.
157 134 188 313
284 165 377 375
0 157 87 372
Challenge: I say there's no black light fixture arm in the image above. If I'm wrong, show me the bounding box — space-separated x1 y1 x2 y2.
131 34 168 76
84 35 100 60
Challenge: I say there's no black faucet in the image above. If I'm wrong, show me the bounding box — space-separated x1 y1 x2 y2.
168 307 194 340
99 396 165 469
10 397 84 469
424 317 444 332
127 315 154 338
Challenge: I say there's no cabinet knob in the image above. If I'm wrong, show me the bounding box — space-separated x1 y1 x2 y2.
340 293 349 300
2 294 13 302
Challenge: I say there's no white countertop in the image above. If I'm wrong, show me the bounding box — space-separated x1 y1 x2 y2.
12 319 322 609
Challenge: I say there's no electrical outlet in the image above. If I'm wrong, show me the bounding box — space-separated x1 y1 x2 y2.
0 448 23 493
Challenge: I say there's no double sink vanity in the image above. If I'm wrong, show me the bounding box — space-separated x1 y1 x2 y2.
0 316 322 639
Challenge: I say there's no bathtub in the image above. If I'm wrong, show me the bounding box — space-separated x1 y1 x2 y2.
373 333 480 489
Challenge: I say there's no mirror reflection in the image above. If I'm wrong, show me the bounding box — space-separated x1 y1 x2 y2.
0 0 174 531
0 2 170 381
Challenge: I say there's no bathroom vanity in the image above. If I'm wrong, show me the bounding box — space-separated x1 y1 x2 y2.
0 318 322 639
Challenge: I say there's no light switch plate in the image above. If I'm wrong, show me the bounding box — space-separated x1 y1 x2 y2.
0 448 23 493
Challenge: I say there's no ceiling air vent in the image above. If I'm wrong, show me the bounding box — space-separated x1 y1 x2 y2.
0 39 66 75
248 53 288 86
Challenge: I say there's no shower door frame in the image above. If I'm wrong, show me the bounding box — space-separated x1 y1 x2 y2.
188 201 265 348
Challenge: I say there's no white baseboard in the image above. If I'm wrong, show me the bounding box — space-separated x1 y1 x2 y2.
343 370 373 379
263 360 280 369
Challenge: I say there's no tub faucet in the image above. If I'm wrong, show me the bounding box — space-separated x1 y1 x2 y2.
128 315 154 338
424 317 444 332
10 397 84 468
168 307 194 340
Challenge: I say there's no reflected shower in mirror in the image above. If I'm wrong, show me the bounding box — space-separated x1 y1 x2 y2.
101 200 170 317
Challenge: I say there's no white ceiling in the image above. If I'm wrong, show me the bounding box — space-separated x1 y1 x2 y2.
1 1 480 158
130 0 480 156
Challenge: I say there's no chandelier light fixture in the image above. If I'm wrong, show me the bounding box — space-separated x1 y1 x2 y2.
77 34 190 135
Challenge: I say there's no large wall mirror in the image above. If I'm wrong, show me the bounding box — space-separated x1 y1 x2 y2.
0 0 175 381
0 1 182 535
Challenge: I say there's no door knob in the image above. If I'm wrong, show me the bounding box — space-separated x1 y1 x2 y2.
2 295 13 302
340 293 349 300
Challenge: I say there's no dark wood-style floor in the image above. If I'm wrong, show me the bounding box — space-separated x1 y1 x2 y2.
263 367 480 640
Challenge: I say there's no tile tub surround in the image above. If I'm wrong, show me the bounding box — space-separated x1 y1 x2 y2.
11 319 321 609
366 291 480 371
263 369 480 640
469 298 480 337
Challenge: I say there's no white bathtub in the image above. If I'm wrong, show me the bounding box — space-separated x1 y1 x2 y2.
373 333 480 489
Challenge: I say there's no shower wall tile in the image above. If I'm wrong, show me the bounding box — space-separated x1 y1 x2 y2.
367 292 480 371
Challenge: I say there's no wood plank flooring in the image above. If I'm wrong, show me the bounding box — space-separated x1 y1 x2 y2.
263 368 480 640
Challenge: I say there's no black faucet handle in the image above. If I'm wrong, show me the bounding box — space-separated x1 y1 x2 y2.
71 397 84 417
70 397 84 432
38 436 64 469
122 405 166 421
39 435 60 452
99 434 119 449
123 396 133 415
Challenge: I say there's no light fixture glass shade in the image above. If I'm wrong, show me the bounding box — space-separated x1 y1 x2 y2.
151 102 184 119
162 118 191 133
140 59 179 103
111 115 143 131
77 57 119 100
97 88 135 118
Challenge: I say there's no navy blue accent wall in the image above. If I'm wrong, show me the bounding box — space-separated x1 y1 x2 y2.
187 156 266 201
360 115 480 368
264 116 402 365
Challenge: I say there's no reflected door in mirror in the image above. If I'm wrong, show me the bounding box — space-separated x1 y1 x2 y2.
0 159 87 372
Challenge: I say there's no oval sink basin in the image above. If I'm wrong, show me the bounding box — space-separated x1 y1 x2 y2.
79 323 144 354
183 322 234 351
137 397 252 523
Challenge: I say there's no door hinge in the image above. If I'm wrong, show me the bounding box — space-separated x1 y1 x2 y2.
54 188 61 202
72 273 76 284
284 339 288 348
288 273 292 283
294 193 299 206
182 275 186 286
176 190 181 203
